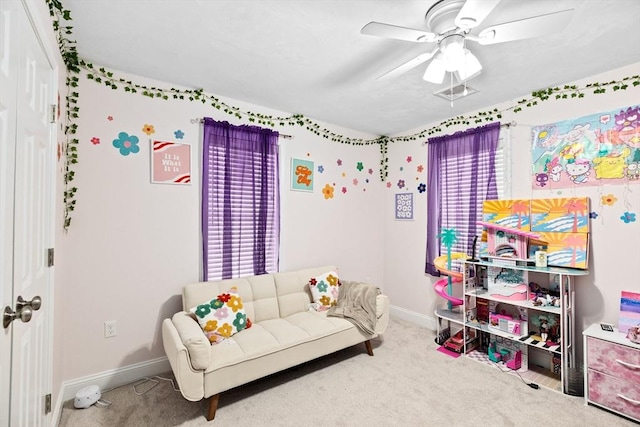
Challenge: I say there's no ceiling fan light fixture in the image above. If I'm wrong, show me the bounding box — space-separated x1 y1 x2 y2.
440 34 465 72
423 54 446 83
455 49 482 81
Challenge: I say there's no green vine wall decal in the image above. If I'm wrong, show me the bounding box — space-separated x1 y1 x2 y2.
47 0 639 230
46 0 81 230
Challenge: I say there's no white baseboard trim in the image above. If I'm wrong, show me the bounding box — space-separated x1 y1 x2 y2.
55 356 170 423
390 305 437 330
51 309 433 425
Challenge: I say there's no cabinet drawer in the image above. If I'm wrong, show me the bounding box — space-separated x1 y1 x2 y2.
587 337 640 382
588 369 640 421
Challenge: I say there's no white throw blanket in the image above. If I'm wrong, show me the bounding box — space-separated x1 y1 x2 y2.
327 280 380 335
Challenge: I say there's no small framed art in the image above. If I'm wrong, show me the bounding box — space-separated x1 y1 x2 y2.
290 158 314 192
151 140 191 184
395 193 413 220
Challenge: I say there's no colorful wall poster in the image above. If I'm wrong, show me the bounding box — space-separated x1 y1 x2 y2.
290 158 314 192
151 140 191 184
536 231 589 269
395 193 413 220
530 197 590 233
480 198 591 270
531 105 640 189
619 291 640 334
482 199 531 231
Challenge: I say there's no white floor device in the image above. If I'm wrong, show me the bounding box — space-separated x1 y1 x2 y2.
74 385 101 409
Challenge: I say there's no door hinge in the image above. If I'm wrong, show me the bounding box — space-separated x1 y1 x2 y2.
45 393 51 414
47 248 54 267
50 104 56 124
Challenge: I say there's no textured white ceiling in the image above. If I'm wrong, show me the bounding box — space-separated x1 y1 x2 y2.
62 0 640 136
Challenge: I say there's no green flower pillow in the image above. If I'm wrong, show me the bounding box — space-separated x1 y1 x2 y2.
189 287 252 345
308 271 341 310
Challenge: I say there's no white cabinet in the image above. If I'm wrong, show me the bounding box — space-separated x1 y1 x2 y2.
434 260 588 393
583 323 640 422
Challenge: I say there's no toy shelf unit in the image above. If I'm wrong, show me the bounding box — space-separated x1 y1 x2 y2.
435 260 588 394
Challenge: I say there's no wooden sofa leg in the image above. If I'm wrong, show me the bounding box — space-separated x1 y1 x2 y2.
364 340 374 356
207 394 220 421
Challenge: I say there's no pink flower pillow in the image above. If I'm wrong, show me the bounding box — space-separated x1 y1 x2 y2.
190 287 252 344
308 271 341 309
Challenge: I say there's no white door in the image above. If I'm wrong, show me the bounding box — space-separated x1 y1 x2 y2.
1 1 55 426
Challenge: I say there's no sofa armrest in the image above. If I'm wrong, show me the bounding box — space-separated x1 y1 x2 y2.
375 294 390 335
162 317 206 401
170 312 212 369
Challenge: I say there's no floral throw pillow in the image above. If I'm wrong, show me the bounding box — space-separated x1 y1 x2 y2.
308 271 341 310
189 287 252 345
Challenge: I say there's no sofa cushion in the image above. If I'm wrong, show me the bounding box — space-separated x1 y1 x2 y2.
183 275 281 325
274 266 337 318
308 270 341 309
245 274 279 322
190 287 251 344
206 310 354 372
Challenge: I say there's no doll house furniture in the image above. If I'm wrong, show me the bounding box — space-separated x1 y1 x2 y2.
507 350 522 370
434 197 590 395
476 221 540 266
488 340 502 363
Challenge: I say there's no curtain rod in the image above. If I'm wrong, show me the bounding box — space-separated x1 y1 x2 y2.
191 118 293 139
191 119 515 142
420 121 516 145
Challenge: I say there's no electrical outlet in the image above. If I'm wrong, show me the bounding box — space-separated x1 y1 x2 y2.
104 320 117 338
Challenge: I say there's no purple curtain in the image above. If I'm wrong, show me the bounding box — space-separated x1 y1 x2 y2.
425 122 500 276
202 118 280 280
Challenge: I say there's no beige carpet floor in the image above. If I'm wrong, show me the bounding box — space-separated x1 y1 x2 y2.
58 317 637 426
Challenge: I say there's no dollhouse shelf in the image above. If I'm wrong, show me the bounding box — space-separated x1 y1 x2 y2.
435 260 586 395
465 260 590 276
466 349 563 392
435 306 464 324
468 288 563 316
465 320 562 353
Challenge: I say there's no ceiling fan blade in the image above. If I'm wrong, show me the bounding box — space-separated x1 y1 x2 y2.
477 9 574 45
361 21 436 43
454 0 501 30
377 49 440 81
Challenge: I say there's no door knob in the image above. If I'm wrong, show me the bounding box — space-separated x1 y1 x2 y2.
3 296 42 329
3 305 34 328
19 306 33 323
3 306 16 329
16 295 42 312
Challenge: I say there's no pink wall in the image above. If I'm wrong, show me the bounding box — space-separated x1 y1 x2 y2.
55 70 385 384
383 63 640 347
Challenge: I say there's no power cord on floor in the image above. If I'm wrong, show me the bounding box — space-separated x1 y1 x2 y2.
95 398 112 407
490 360 539 390
132 375 180 396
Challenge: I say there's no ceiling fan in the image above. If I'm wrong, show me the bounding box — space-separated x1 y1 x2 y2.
361 0 574 84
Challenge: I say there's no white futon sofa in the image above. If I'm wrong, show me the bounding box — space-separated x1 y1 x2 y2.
162 266 390 421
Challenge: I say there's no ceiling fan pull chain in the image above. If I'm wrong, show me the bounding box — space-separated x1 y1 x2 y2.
450 72 454 108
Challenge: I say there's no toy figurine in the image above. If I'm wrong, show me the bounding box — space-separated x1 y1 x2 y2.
531 314 559 344
540 318 549 342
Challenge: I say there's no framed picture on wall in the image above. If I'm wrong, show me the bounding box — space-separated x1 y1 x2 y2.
395 193 413 220
151 140 191 185
290 158 314 192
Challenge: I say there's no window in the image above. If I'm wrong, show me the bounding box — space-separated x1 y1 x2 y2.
202 118 280 281
425 122 506 275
